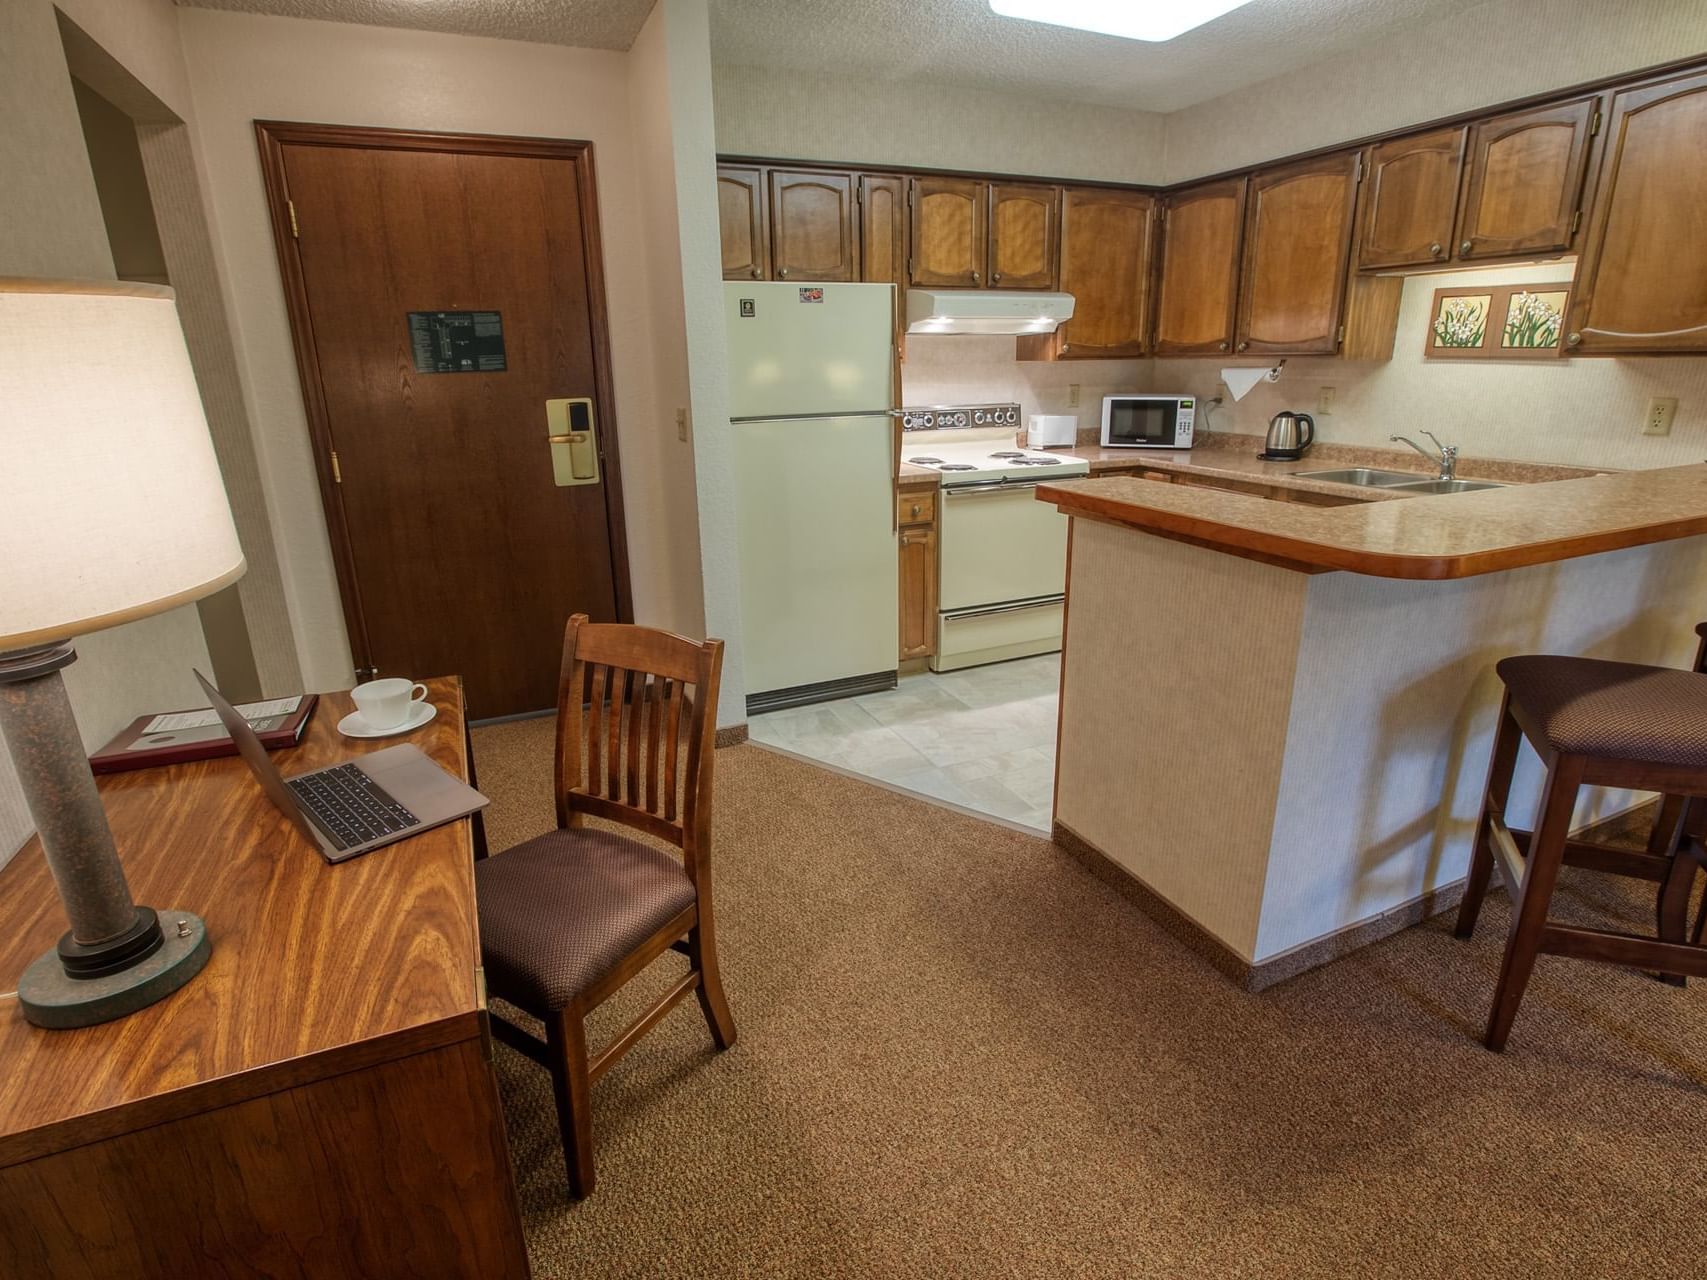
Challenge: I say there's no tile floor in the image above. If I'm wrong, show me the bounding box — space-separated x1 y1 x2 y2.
748 654 1060 832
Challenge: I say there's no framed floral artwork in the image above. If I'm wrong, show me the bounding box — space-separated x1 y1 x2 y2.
1425 282 1571 360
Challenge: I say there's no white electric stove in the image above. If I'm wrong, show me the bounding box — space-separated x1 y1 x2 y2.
901 422 1089 671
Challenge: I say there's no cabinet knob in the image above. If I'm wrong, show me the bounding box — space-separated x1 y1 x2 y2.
778 267 790 279
1237 341 1249 353
1460 239 1473 255
971 270 981 283
750 267 761 279
910 503 922 518
1566 332 1582 347
1429 242 1443 257
1218 341 1229 352
992 271 1003 283
1060 343 1070 352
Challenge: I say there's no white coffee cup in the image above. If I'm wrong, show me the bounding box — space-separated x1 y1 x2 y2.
351 677 429 730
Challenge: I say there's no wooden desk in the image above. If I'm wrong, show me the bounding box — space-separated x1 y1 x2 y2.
0 678 530 1279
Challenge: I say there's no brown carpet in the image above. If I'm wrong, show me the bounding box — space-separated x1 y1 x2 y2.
471 718 1707 1280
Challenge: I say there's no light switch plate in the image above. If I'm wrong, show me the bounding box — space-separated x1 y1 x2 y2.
1318 385 1336 416
1068 383 1080 408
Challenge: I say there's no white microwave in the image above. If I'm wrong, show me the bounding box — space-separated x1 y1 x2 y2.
1100 395 1196 449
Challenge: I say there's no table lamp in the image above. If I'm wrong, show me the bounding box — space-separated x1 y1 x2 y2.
0 278 246 1029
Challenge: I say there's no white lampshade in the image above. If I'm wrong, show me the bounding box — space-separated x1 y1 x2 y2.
0 279 245 650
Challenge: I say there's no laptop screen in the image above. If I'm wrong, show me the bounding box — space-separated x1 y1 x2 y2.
193 670 324 850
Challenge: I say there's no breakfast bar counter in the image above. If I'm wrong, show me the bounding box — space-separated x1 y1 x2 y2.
1035 464 1707 989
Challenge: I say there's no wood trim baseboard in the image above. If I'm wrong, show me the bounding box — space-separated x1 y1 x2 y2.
714 723 749 748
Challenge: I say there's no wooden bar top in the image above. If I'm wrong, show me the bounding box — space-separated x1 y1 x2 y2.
1038 463 1707 579
0 677 482 1167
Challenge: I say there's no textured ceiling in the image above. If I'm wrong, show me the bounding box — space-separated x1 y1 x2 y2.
173 0 1487 113
709 0 1488 113
171 0 658 52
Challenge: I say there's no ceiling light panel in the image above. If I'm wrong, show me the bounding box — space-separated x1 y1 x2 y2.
988 0 1258 43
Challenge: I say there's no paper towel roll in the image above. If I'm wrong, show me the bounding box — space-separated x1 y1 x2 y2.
1221 367 1272 401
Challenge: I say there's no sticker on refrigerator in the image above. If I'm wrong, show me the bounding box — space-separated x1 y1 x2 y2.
739 298 756 317
797 288 824 303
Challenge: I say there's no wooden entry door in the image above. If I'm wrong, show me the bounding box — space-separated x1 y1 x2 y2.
257 123 630 720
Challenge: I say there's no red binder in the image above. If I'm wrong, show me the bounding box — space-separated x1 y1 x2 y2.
89 694 319 775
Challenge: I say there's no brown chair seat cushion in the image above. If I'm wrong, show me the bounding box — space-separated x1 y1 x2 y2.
476 827 697 1012
1497 655 1707 769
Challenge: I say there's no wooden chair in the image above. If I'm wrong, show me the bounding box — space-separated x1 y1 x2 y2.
1454 654 1707 1051
474 613 734 1198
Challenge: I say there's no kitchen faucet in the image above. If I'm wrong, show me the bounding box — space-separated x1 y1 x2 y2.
1390 431 1458 480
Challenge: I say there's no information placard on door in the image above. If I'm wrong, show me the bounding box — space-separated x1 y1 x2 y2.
407 310 506 373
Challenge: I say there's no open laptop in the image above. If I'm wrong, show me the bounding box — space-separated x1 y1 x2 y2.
195 671 489 864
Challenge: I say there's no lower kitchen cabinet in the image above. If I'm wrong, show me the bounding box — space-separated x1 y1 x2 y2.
898 489 938 662
1566 67 1707 355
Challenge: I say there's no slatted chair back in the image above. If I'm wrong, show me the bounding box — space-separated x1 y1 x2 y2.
554 614 723 880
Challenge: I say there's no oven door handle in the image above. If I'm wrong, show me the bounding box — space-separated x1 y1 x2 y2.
941 595 1064 621
943 480 1041 497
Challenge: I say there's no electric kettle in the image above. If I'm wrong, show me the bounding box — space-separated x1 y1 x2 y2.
1262 411 1315 461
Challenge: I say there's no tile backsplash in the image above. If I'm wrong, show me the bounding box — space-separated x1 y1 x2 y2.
901 336 1144 434
902 263 1707 471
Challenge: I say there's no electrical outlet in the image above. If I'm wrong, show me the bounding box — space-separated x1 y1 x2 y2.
675 408 689 442
1318 385 1336 416
1068 383 1080 408
1643 396 1677 437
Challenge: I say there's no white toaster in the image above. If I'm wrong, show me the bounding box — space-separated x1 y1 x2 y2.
1026 414 1078 449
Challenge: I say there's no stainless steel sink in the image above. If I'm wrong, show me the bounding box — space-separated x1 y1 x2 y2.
1384 478 1507 494
1292 467 1432 487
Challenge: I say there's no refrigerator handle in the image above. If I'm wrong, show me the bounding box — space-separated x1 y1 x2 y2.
890 414 901 533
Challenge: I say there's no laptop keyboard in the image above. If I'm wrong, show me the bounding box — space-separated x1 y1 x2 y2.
287 763 421 851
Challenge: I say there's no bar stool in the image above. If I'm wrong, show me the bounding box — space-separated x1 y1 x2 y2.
1645 622 1707 862
1454 654 1707 1051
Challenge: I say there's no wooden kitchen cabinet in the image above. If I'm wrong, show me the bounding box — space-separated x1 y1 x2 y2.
1236 151 1361 356
769 169 858 281
1017 187 1154 360
987 183 1060 288
718 165 768 281
897 490 938 662
1153 177 1246 356
859 174 908 289
910 176 987 287
1356 126 1467 269
1455 96 1599 260
1566 68 1707 355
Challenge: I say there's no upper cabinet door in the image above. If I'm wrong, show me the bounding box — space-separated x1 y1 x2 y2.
1456 97 1598 260
769 169 857 282
1357 127 1466 270
1236 152 1360 356
1153 177 1246 357
988 183 1060 289
1566 69 1707 355
910 176 987 287
858 174 908 289
718 166 768 281
1054 188 1155 358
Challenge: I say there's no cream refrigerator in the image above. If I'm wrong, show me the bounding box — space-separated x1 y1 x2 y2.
725 282 898 715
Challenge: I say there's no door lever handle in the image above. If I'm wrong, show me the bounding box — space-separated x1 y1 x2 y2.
545 398 600 486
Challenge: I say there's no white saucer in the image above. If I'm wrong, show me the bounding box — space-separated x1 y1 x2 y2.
337 701 437 739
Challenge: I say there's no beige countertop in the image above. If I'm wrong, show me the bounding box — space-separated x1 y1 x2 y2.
897 432 1600 501
1036 462 1707 580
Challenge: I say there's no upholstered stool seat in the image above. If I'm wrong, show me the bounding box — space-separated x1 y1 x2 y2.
1495 655 1707 768
477 829 697 1010
1458 650 1707 1052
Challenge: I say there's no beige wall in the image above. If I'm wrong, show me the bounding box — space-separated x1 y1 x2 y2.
0 0 220 864
177 9 708 693
1163 0 1707 183
712 64 1167 184
634 0 750 727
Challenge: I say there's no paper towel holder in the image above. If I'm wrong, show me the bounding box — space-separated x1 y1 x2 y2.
1221 359 1287 402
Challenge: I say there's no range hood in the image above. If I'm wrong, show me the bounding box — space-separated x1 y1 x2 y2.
905 289 1075 336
